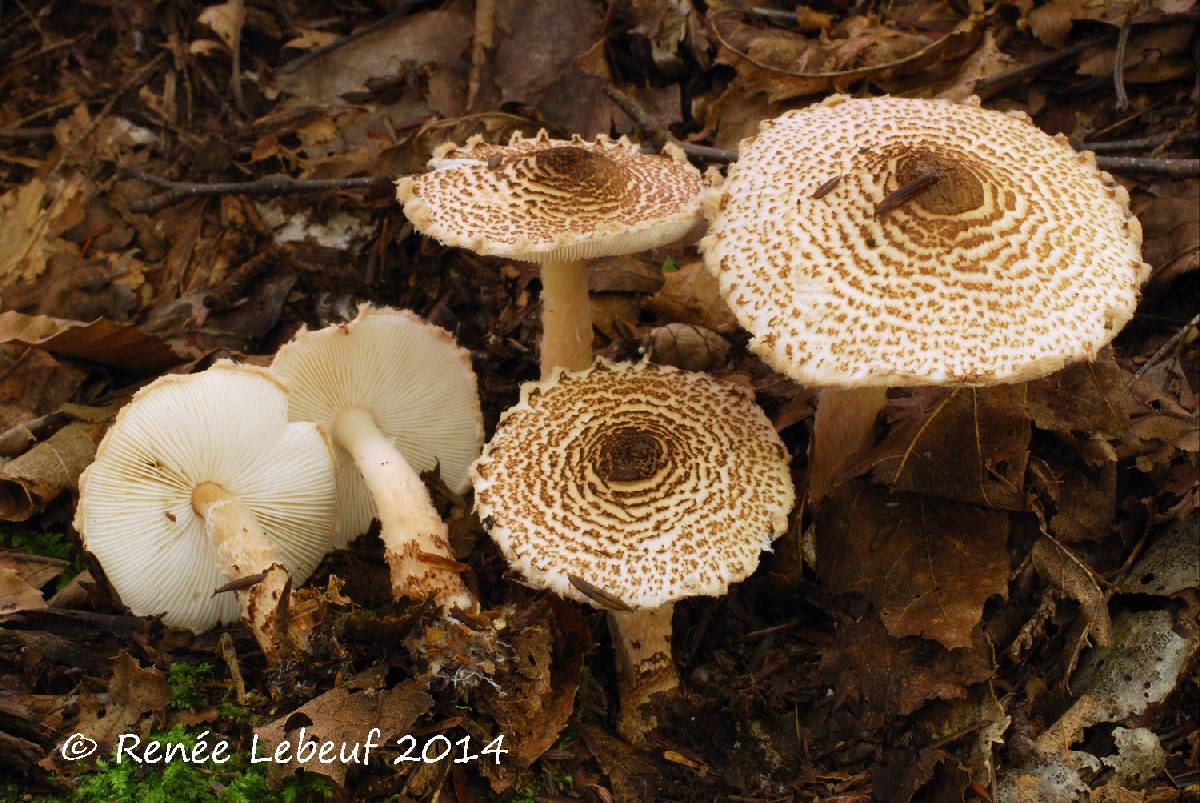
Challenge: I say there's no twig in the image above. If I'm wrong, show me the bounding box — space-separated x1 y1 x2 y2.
1131 311 1200 383
975 33 1114 98
279 0 433 74
1093 156 1199 177
119 166 393 213
603 83 669 147
0 127 54 140
1080 132 1199 152
568 574 632 611
50 51 167 175
875 172 940 217
1113 15 1132 111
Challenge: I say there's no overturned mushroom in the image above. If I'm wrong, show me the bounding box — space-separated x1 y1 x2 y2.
700 95 1150 500
74 362 337 660
396 131 707 376
271 305 483 611
471 359 793 740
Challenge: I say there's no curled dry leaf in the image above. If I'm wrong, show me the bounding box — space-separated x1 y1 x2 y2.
0 348 85 433
645 260 738 333
62 652 171 759
1031 536 1112 649
0 311 183 375
0 422 102 522
254 670 434 789
0 566 47 616
817 481 1009 650
643 322 730 371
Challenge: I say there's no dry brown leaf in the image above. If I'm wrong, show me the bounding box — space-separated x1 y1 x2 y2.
196 0 245 51
861 385 1031 511
1024 354 1135 441
817 481 1010 650
0 422 101 522
1031 536 1112 648
491 0 614 136
0 347 85 433
0 176 86 289
68 653 171 757
0 311 183 374
821 614 995 717
1119 515 1200 596
643 323 731 372
254 672 433 789
1047 458 1118 543
1136 180 1199 296
645 260 738 334
934 29 1016 100
0 550 69 590
0 566 47 616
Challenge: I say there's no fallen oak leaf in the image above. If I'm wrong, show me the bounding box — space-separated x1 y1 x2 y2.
0 311 183 374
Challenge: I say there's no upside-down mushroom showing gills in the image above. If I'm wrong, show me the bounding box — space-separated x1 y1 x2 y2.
471 359 794 741
699 95 1150 502
271 305 484 611
74 362 337 662
397 131 708 376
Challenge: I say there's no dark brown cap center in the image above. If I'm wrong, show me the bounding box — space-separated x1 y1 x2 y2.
594 426 665 483
526 146 632 197
895 152 985 216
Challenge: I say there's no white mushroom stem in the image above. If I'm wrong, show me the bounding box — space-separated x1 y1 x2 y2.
807 386 888 502
332 408 476 611
192 482 293 662
608 604 680 742
539 260 593 377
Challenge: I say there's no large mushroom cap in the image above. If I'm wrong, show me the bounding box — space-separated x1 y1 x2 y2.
271 305 483 548
74 362 337 631
471 359 794 609
700 95 1150 388
396 131 707 263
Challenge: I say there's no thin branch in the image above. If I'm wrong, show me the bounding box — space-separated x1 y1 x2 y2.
1113 15 1132 111
1080 132 1199 152
1093 156 1199 177
1131 312 1200 383
975 34 1115 98
119 167 394 213
279 0 434 74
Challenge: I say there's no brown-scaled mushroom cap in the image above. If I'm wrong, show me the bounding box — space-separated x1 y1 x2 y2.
471 359 794 609
700 95 1150 388
396 131 707 263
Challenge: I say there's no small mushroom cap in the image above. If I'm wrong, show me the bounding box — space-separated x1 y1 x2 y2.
700 95 1151 388
271 305 483 548
471 359 794 609
73 362 337 632
396 131 707 264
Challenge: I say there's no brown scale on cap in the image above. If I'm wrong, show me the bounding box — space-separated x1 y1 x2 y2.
396 131 705 263
471 359 794 609
700 95 1151 388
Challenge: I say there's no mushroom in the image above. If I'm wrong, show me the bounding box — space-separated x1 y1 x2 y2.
74 361 337 660
699 95 1150 501
471 359 794 740
270 305 483 611
396 131 707 376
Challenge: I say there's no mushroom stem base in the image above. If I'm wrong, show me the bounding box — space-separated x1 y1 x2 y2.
193 482 291 662
608 604 680 743
540 260 593 377
808 386 888 502
332 409 476 611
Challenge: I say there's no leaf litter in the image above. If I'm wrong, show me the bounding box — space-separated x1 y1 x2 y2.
0 0 1197 800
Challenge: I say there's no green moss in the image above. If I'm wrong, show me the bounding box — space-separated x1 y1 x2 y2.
67 725 333 803
167 663 211 712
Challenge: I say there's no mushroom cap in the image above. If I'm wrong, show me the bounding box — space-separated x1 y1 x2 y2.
270 305 483 548
471 359 794 609
396 131 707 264
73 361 337 632
699 95 1150 388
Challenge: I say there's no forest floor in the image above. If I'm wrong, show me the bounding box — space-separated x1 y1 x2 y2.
0 0 1197 801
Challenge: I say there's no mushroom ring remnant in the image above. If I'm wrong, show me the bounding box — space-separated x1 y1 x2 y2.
397 131 707 376
74 362 337 642
472 358 794 740
700 94 1149 388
